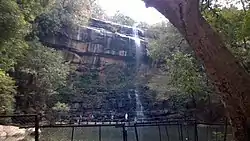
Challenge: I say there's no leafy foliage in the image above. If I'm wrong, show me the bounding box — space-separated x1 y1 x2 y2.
2 0 245 124
109 11 136 26
17 0 52 22
146 20 220 120
52 102 70 112
147 23 197 95
203 3 250 72
167 52 203 94
0 0 97 115
0 70 15 115
90 1 108 19
102 63 136 90
14 41 70 113
145 1 250 123
36 0 92 37
0 0 49 113
52 0 91 26
0 0 28 71
0 0 26 42
147 22 189 62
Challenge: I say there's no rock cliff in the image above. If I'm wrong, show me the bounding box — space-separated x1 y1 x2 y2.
38 17 155 121
38 18 149 67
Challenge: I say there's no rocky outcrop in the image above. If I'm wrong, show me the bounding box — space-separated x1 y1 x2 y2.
0 125 40 141
38 18 149 64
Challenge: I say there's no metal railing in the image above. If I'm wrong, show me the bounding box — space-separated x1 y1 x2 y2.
0 115 231 141
39 119 231 141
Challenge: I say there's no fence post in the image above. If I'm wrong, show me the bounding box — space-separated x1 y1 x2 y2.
134 124 139 141
194 120 198 141
122 124 127 141
177 122 181 141
99 126 102 141
165 125 170 141
71 127 75 141
35 115 39 141
180 124 183 141
224 118 228 141
158 125 162 141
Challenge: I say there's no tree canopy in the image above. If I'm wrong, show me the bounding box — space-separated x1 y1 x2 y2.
2 0 250 140
144 0 250 140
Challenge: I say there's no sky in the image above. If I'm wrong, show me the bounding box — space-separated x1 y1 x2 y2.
97 0 167 24
97 0 241 25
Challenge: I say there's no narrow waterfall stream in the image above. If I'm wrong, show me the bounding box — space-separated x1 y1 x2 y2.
135 89 145 120
133 24 145 121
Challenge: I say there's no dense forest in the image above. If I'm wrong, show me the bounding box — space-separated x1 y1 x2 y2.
1 0 250 140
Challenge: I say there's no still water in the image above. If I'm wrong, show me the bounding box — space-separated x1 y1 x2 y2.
39 125 233 141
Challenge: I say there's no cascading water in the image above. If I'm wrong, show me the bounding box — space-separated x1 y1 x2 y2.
132 24 145 121
135 89 145 120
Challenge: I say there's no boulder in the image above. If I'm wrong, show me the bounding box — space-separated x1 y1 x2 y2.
0 125 41 140
3 126 24 137
26 128 41 136
3 136 26 141
0 131 7 137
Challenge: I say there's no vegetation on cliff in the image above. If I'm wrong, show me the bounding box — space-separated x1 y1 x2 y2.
1 0 250 140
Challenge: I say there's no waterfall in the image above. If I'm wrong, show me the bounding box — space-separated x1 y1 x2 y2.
132 24 145 122
133 24 142 69
135 89 145 120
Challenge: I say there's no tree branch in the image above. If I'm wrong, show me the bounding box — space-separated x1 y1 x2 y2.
143 0 200 35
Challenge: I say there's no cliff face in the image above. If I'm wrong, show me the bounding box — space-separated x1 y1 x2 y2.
40 18 149 68
38 18 154 120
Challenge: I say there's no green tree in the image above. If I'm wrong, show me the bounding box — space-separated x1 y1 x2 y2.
102 63 136 90
109 11 136 26
52 102 70 112
0 70 15 115
167 52 203 94
0 0 55 71
0 0 94 117
0 0 28 71
51 0 91 26
146 23 189 62
146 22 220 120
203 6 250 73
90 1 108 19
17 0 53 22
144 0 250 140
13 41 70 114
35 0 92 38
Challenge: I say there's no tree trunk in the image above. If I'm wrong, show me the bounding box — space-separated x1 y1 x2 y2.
144 0 250 140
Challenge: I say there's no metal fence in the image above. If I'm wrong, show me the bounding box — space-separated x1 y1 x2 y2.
0 115 233 141
39 119 233 141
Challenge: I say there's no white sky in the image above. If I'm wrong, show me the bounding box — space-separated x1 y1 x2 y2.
97 0 240 25
97 0 167 24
